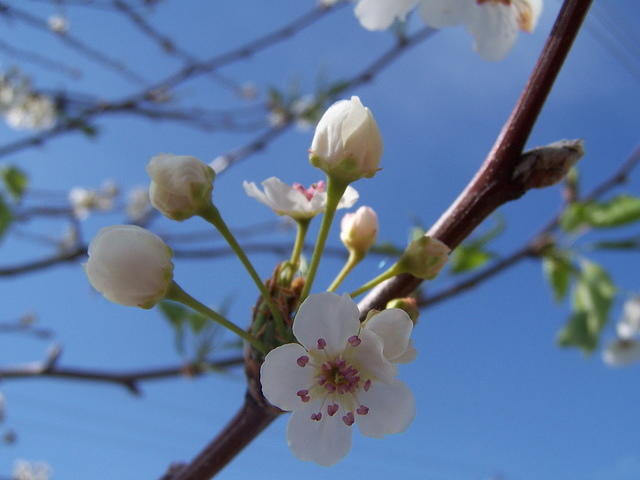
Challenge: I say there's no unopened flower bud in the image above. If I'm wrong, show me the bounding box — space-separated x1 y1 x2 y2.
340 206 378 255
85 225 174 309
147 154 215 221
309 96 382 183
513 139 585 190
397 235 450 280
386 297 419 324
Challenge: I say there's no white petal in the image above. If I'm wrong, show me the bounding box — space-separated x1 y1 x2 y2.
287 405 352 466
260 343 314 411
350 328 396 384
293 293 360 354
355 0 419 31
356 379 415 438
364 308 412 361
262 177 301 214
419 0 469 28
466 3 519 61
337 185 360 209
618 296 640 339
515 0 542 32
602 339 640 367
393 340 418 364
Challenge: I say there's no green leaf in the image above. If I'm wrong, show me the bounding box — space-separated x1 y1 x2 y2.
1 166 28 200
408 226 425 243
158 301 187 354
586 195 640 228
560 195 640 232
450 245 493 274
0 194 12 239
542 251 573 302
556 260 616 353
591 236 640 250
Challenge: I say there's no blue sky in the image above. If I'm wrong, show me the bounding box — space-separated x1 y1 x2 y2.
1 1 639 479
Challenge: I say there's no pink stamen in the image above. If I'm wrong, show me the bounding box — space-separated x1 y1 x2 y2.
364 379 371 392
317 359 360 394
296 355 309 367
310 412 322 421
292 181 325 201
317 338 327 350
342 412 355 426
347 335 361 347
356 405 369 415
296 389 309 398
327 404 339 416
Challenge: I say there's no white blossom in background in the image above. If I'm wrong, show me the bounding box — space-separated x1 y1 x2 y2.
243 177 359 221
48 15 69 34
603 296 640 367
126 186 152 223
68 183 116 220
0 392 5 422
5 94 57 130
12 460 51 480
291 95 315 131
310 96 383 183
84 225 174 308
260 293 416 466
354 0 543 61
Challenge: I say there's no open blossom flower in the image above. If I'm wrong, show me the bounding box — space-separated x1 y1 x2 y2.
85 225 174 309
147 154 215 221
354 0 543 61
260 293 416 466
5 94 57 130
309 96 383 183
126 186 152 223
243 177 359 221
603 296 640 367
68 184 116 220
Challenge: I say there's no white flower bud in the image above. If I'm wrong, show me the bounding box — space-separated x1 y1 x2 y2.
85 225 174 309
309 96 383 183
340 205 378 254
397 235 450 280
147 154 215 221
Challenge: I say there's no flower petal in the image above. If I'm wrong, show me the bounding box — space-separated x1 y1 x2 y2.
393 340 418 364
356 379 415 438
355 0 419 30
287 404 352 466
364 308 413 361
350 328 396 384
293 293 360 354
337 185 360 209
260 343 314 411
618 296 640 339
466 3 519 61
602 339 640 367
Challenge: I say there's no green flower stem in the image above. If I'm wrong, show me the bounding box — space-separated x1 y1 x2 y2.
290 219 310 270
166 281 266 353
299 177 348 302
349 263 403 298
199 204 286 335
327 250 363 293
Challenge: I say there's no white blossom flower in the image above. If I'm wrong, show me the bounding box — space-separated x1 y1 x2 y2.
147 154 215 221
12 460 51 480
309 96 383 183
340 205 378 255
68 186 115 220
243 177 359 221
84 225 174 309
5 94 57 130
126 186 152 223
48 15 69 34
354 0 543 61
260 293 416 466
603 296 640 367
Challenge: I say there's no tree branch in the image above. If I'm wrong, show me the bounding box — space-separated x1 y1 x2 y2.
358 0 594 315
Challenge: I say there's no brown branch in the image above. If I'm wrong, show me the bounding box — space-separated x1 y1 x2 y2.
358 0 594 315
0 346 244 395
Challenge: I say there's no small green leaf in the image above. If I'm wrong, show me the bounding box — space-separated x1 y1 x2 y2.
542 252 573 302
187 311 207 333
1 166 28 200
587 195 640 228
591 236 640 250
409 226 425 243
450 245 493 274
0 194 12 239
556 260 616 353
560 203 587 232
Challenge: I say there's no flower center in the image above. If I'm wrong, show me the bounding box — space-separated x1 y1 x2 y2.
292 181 325 201
317 358 360 394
